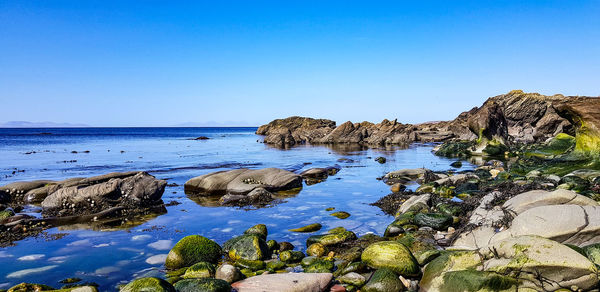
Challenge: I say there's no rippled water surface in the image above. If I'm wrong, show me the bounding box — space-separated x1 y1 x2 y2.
0 127 471 290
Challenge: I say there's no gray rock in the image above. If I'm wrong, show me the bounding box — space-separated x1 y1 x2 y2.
231 272 332 292
185 168 302 196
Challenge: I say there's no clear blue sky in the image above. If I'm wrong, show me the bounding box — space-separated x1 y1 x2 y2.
1 1 599 127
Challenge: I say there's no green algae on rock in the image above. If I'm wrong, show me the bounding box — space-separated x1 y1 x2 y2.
172 278 231 292
225 234 270 261
306 242 328 257
413 213 453 230
303 258 334 273
306 230 357 247
279 250 304 263
243 224 268 240
120 277 175 292
361 241 419 277
289 223 322 233
165 235 222 270
362 268 404 292
182 262 216 279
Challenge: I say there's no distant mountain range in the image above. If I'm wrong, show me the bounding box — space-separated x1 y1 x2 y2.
0 121 90 128
172 121 257 127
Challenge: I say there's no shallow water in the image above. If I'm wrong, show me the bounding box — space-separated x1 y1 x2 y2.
0 127 471 290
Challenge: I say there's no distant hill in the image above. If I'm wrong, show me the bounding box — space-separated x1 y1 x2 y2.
0 121 90 128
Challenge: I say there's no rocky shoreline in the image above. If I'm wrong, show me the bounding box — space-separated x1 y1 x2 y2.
1 90 600 291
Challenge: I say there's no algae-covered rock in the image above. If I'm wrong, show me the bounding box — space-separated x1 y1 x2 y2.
330 211 350 219
0 209 15 221
266 239 279 253
337 272 366 287
362 268 404 292
226 234 270 261
437 270 517 292
306 231 357 247
182 262 216 279
280 250 304 263
419 251 483 291
414 249 441 266
120 277 175 292
165 235 222 269
306 243 328 257
173 278 231 292
583 243 600 266
233 258 266 270
304 258 334 273
361 241 419 277
278 241 294 252
244 224 268 240
483 139 508 156
265 260 286 272
289 223 322 233
7 283 55 292
413 213 453 230
337 261 368 275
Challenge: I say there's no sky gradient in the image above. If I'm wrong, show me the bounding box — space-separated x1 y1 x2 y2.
1 1 599 127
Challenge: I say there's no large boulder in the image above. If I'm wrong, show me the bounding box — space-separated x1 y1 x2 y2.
120 277 175 292
184 168 302 196
453 189 599 250
231 273 332 292
480 235 598 291
40 172 166 215
361 241 420 277
165 235 222 269
173 278 231 292
255 116 336 146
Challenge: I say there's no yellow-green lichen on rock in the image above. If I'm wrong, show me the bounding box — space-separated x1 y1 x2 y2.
575 122 600 155
420 251 483 291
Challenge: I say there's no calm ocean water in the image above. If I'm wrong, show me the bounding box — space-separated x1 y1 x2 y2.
0 127 470 289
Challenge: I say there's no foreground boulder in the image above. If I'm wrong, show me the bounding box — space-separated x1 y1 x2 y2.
165 235 222 269
361 241 420 277
453 189 600 249
423 236 598 291
231 273 332 292
185 168 302 197
120 277 175 292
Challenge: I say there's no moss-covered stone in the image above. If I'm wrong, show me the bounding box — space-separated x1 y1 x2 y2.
306 243 328 257
279 250 304 263
266 239 279 253
304 258 334 273
226 234 270 261
438 270 517 292
165 235 222 269
172 278 231 292
233 258 266 270
120 277 175 292
265 260 286 272
306 230 357 247
337 272 366 287
300 256 318 267
413 213 453 230
328 227 347 234
243 224 268 240
361 241 419 277
182 262 216 279
337 261 368 275
278 241 294 252
414 249 441 266
362 268 404 292
420 251 483 291
330 211 351 219
289 223 322 233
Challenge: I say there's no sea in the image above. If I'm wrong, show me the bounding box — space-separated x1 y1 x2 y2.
0 127 471 289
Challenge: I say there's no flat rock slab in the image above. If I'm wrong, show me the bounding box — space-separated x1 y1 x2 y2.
232 272 332 292
185 168 302 196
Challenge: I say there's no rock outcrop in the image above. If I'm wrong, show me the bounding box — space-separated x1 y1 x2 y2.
257 91 600 150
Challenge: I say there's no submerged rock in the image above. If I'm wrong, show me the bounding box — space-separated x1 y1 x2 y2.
289 223 322 233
